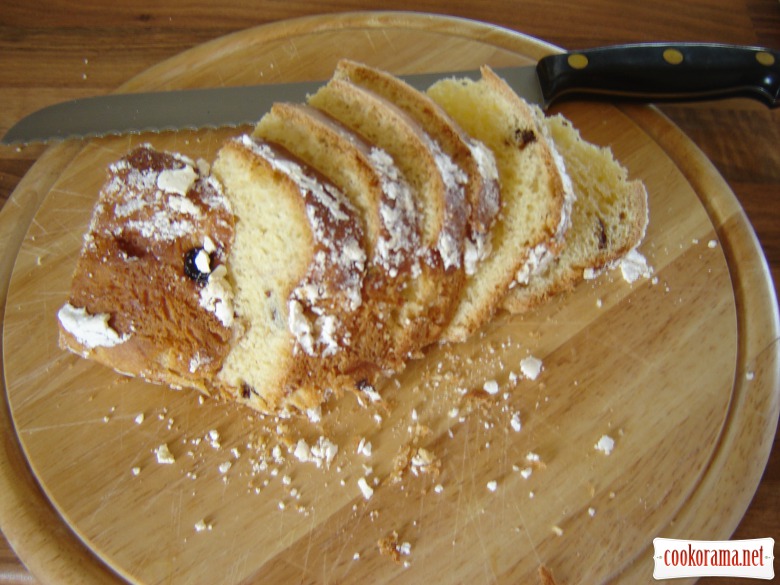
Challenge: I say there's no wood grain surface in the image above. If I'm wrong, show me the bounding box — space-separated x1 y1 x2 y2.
1 3 778 585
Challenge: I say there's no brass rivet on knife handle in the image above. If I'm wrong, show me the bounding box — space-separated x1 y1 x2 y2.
756 51 775 67
567 53 589 70
663 48 684 65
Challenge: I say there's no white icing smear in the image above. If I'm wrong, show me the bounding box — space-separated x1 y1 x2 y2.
58 303 129 349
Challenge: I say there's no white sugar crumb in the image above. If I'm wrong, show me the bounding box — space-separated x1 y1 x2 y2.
619 249 653 283
486 480 498 492
434 484 444 494
218 461 232 474
520 356 543 380
358 477 374 500
357 438 373 457
134 413 144 425
510 412 522 432
708 239 718 249
526 452 541 463
520 467 533 479
294 436 338 468
131 466 141 476
207 429 221 449
194 519 212 533
154 443 175 465
552 525 564 536
483 380 500 395
746 371 755 381
588 507 597 517
595 434 615 455
306 406 322 423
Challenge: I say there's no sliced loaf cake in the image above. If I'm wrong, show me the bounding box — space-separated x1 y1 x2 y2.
502 114 649 312
253 102 421 371
308 77 468 350
332 59 501 276
211 136 369 412
427 66 576 342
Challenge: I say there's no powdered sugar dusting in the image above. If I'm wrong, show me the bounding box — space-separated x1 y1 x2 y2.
368 147 419 277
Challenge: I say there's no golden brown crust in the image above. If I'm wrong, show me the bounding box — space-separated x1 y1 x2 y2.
58 146 235 393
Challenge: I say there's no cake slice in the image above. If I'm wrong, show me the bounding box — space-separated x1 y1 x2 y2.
211 136 369 412
254 102 421 371
57 146 236 393
331 59 501 276
427 66 576 342
309 77 468 350
502 114 649 312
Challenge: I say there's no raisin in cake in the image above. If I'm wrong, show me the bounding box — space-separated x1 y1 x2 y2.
427 66 576 342
502 113 648 312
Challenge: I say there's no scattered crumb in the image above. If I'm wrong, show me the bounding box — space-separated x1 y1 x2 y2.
594 435 615 455
194 519 212 533
483 380 500 395
131 466 141 476
154 443 175 465
619 249 653 283
746 371 755 381
486 480 498 492
134 413 144 425
510 412 522 432
708 239 717 249
358 477 374 500
588 507 596 517
377 530 411 564
293 436 338 468
520 356 543 380
357 438 373 457
551 525 564 536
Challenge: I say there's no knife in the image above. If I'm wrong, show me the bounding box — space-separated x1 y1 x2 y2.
2 42 778 145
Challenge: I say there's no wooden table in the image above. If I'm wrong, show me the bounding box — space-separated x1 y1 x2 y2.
0 1 777 584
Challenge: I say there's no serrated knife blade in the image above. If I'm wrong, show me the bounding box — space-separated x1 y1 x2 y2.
3 43 777 145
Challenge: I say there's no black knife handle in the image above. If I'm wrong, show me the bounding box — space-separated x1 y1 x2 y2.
537 43 779 107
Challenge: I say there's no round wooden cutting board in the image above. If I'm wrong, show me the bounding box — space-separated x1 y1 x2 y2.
1 12 778 585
